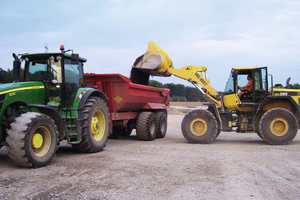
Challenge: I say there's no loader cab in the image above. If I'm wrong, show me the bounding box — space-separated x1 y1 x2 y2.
21 50 86 108
224 67 268 103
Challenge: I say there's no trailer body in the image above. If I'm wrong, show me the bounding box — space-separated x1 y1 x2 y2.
84 73 170 138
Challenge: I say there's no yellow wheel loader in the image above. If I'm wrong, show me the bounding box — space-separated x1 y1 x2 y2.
133 41 300 145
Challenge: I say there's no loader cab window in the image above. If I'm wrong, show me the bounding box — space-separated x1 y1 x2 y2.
252 67 268 102
224 72 235 94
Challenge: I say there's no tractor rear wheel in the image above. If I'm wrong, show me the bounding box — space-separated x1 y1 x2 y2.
181 109 218 144
156 111 167 138
136 112 158 141
259 108 298 145
72 97 109 152
6 112 58 167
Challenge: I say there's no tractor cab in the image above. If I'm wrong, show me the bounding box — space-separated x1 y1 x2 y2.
16 46 87 108
223 67 268 110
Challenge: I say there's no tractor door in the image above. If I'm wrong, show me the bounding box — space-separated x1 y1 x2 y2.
62 58 83 107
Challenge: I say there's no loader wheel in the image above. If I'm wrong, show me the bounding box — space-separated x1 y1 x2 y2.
72 97 109 152
136 112 157 141
156 111 167 138
6 112 58 167
181 109 218 144
259 108 298 145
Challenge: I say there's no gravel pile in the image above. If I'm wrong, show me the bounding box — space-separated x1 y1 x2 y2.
167 107 184 115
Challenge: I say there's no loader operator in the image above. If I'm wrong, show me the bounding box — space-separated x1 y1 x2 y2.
238 74 252 98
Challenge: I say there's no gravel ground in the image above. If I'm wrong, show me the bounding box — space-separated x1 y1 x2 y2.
0 114 300 200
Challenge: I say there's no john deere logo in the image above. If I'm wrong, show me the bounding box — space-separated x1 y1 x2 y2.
114 96 122 103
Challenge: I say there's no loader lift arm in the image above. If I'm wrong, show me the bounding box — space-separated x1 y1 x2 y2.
132 41 222 108
167 65 222 108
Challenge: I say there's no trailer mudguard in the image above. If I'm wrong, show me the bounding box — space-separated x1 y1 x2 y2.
27 104 65 139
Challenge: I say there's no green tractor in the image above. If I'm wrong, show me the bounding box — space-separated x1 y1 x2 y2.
0 45 110 167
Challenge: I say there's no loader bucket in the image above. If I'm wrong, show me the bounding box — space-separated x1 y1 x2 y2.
132 41 174 77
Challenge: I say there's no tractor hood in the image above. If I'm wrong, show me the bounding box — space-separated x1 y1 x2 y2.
0 81 45 96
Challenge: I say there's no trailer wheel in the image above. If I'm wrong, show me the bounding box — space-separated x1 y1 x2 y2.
259 108 298 145
6 112 58 167
73 97 109 152
181 109 218 144
136 112 157 141
156 111 167 138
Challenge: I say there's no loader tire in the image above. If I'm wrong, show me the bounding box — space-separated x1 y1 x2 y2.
136 112 157 141
6 112 58 167
156 111 167 138
72 97 109 152
181 109 218 144
259 108 298 145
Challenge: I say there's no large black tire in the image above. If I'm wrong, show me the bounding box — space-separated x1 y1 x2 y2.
72 97 109 152
6 112 58 167
136 112 158 141
156 111 167 138
259 108 298 145
181 109 218 144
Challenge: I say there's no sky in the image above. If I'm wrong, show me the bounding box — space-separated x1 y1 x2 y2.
0 0 299 91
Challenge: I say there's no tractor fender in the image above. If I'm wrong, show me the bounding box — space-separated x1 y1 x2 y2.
77 89 108 111
27 104 65 139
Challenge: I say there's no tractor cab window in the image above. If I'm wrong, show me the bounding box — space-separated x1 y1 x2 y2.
26 58 62 84
25 57 63 106
63 59 83 107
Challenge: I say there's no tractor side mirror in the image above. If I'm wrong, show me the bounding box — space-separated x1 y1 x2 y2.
71 53 79 64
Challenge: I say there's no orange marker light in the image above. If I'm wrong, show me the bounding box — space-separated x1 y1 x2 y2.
60 44 65 51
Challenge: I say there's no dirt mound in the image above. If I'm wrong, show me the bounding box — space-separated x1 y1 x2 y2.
167 107 183 115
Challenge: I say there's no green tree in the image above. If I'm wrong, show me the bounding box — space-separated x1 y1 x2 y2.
164 83 186 97
185 86 207 102
289 83 300 89
149 80 164 88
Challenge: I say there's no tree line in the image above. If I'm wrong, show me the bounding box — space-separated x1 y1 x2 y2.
149 80 207 102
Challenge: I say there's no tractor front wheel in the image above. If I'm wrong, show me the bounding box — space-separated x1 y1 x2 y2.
181 109 218 144
259 108 298 145
6 112 58 167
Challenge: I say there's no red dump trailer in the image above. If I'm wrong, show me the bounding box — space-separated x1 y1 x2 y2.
84 73 170 140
